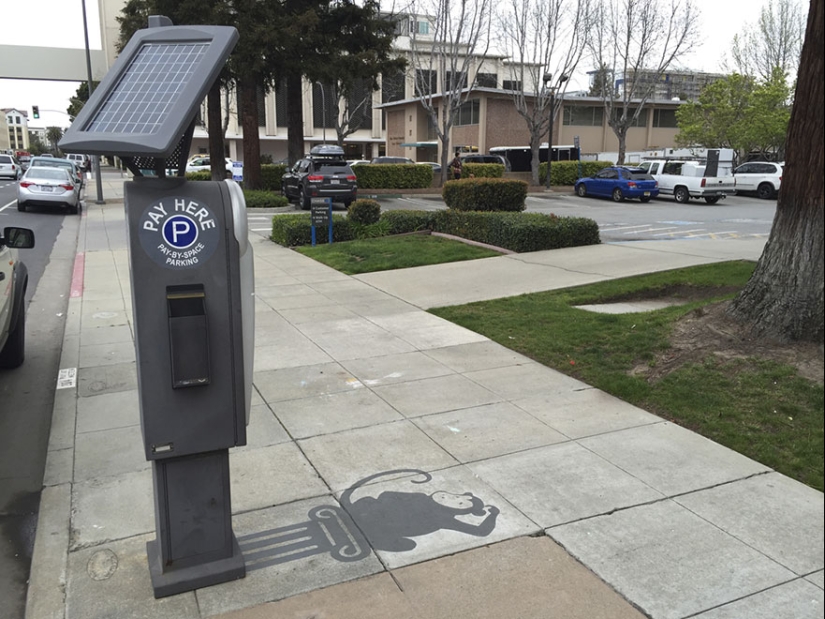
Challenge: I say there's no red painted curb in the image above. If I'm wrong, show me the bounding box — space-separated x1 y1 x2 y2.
70 252 85 298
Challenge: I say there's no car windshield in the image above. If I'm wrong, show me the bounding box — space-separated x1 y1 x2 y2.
33 160 72 169
26 168 69 180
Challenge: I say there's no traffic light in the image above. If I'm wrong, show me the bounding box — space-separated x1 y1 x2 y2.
32 106 40 119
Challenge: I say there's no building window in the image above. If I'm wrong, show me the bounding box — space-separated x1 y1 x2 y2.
563 106 604 126
415 69 437 97
445 71 469 91
475 73 497 88
653 108 678 128
256 88 267 127
455 99 480 126
502 80 522 91
612 107 648 127
346 78 373 131
313 82 337 129
275 79 287 127
415 20 429 34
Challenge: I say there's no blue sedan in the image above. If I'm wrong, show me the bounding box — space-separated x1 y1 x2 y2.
575 166 659 202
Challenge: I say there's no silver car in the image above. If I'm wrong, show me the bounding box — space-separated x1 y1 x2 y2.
17 167 81 214
28 156 84 190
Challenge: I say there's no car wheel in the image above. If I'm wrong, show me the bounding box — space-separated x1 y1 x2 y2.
300 187 311 210
612 188 624 202
674 186 690 203
757 183 775 200
640 197 651 203
17 202 25 212
704 196 720 205
0 303 26 369
343 200 353 209
575 184 587 197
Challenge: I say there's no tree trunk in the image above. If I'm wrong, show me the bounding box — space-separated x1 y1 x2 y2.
728 0 824 344
207 81 225 182
616 127 627 165
286 72 305 166
238 75 261 190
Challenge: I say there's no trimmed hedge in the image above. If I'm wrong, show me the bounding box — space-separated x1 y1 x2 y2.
540 160 614 185
353 164 433 189
348 199 381 225
271 214 354 246
462 163 505 178
261 164 288 191
442 178 528 212
244 190 289 208
432 211 600 253
185 171 211 181
380 210 435 234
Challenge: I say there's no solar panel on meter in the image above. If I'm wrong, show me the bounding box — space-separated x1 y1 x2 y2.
59 19 237 160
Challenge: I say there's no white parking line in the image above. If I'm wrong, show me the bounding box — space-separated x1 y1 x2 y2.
652 228 706 236
685 231 738 238
624 226 678 234
251 227 272 232
1 199 17 212
599 224 650 231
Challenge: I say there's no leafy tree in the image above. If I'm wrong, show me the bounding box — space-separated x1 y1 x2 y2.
587 0 700 164
728 0 823 343
67 81 99 122
46 127 64 154
727 0 806 81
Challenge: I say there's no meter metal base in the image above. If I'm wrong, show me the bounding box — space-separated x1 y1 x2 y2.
147 449 245 598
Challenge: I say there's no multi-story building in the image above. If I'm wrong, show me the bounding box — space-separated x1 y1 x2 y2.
594 68 727 102
1 108 30 152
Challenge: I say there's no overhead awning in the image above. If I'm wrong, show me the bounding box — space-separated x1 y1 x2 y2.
400 142 438 147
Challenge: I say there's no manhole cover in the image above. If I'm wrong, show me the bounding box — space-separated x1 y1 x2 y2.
87 549 118 581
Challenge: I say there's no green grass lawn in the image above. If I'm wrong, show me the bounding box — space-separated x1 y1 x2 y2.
430 262 824 492
295 233 502 275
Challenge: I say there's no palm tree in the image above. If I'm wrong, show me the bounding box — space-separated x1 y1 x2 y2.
46 127 64 155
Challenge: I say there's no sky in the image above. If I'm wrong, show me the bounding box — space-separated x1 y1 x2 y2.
1 0 788 131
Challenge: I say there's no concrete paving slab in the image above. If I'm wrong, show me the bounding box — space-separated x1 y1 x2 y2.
413 401 568 462
253 283 318 299
75 388 139 434
78 324 134 347
465 362 588 400
276 304 358 325
47 389 78 452
255 290 339 311
367 311 487 349
298 420 457 492
66 534 200 619
273 389 403 439
78 340 136 368
338 466 538 569
253 361 362 403
470 442 664 528
195 496 384 617
394 537 647 619
579 422 772 496
252 340 333 371
210 572 416 619
576 299 686 313
71 470 154 548
372 373 502 418
807 570 824 589
513 387 661 439
674 473 824 574
77 361 138 397
296 317 417 361
423 340 529 373
692 578 824 619
342 351 455 387
238 405 290 451
80 309 131 329
549 499 796 619
343 297 419 318
43 447 73 487
73 425 148 482
230 442 329 512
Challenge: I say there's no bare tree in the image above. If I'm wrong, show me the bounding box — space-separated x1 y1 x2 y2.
587 0 700 164
408 0 494 181
498 0 590 185
331 79 375 148
728 0 823 343
727 0 807 82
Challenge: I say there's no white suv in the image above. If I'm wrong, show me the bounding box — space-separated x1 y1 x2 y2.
1 227 35 368
733 161 783 199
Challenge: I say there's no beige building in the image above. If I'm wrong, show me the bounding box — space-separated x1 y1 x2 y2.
2 109 30 152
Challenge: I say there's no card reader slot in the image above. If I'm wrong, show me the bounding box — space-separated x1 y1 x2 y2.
167 285 211 388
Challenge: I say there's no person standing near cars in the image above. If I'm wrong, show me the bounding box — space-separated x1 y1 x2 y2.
450 151 462 180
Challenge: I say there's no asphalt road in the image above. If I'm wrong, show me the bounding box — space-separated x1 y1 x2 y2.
0 177 80 619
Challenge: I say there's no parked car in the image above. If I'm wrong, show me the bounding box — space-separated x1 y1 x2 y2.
460 153 511 172
733 161 783 199
575 166 659 202
418 161 442 174
17 167 81 214
347 159 369 167
0 154 22 180
19 155 32 171
28 156 84 190
1 226 35 369
370 156 415 164
66 153 89 173
185 156 234 175
282 144 357 209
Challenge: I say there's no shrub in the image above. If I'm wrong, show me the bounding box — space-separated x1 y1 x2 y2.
540 160 614 185
442 178 528 212
462 163 504 178
271 214 354 247
432 211 600 253
353 164 433 189
260 164 288 191
349 220 392 239
185 171 211 181
379 210 435 234
244 190 289 208
348 199 382 225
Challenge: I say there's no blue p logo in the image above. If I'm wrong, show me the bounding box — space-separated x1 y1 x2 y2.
163 215 198 249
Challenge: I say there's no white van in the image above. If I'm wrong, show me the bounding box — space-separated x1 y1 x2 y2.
66 153 89 173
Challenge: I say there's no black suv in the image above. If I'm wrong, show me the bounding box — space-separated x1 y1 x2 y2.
282 145 358 209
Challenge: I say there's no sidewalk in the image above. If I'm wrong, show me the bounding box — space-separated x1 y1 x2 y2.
25 179 823 619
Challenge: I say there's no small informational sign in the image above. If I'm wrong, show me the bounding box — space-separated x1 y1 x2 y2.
573 135 580 149
311 203 330 227
137 196 220 269
232 161 243 182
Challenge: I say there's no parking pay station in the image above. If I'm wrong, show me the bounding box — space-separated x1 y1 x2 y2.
59 17 254 597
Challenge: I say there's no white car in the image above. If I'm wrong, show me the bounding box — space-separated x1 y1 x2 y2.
733 161 783 199
17 167 81 214
0 154 22 180
1 226 35 368
185 156 234 175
